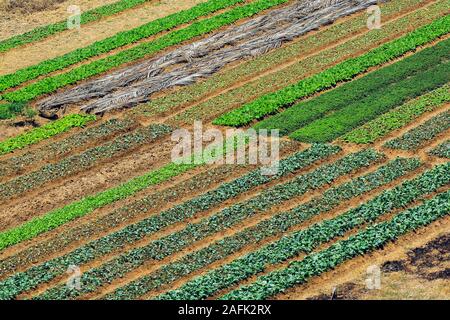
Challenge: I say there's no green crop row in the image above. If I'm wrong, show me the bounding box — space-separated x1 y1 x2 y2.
157 162 449 300
342 84 450 144
141 0 431 118
0 124 172 200
0 144 341 299
1 0 289 103
0 161 198 254
0 159 249 277
385 110 450 150
0 0 246 91
0 0 156 52
105 157 420 300
0 102 30 120
0 124 174 252
212 15 450 127
430 140 450 159
289 56 450 143
0 118 138 178
222 189 450 300
36 148 382 300
0 114 96 155
0 141 298 278
254 40 450 136
255 41 449 137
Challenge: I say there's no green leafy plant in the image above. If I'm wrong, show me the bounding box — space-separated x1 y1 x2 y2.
1 0 289 103
429 140 450 159
254 41 449 136
0 144 343 299
289 57 449 142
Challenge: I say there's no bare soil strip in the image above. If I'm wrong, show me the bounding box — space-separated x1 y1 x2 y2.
165 1 444 126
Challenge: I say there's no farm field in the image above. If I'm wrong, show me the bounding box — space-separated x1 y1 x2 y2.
0 0 448 304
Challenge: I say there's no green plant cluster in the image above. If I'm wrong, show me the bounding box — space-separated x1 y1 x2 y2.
0 144 340 299
1 0 289 103
0 114 96 155
254 40 449 136
342 84 450 144
213 15 450 127
169 0 449 124
0 124 172 200
289 53 449 142
105 157 420 300
222 189 450 299
0 0 162 53
430 140 450 159
0 0 245 91
0 118 137 178
157 162 449 300
385 110 450 150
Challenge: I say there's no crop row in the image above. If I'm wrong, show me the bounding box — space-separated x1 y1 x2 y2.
0 144 342 299
0 0 157 53
34 148 386 300
0 0 246 91
212 15 450 127
174 0 449 125
384 110 450 150
0 118 138 178
0 140 295 277
141 0 430 117
158 162 449 300
0 102 30 120
222 189 450 300
342 84 450 144
0 128 257 252
430 140 450 159
289 54 449 143
0 114 96 156
0 124 172 200
254 39 449 136
0 124 173 251
104 157 421 300
0 160 249 277
1 0 290 103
